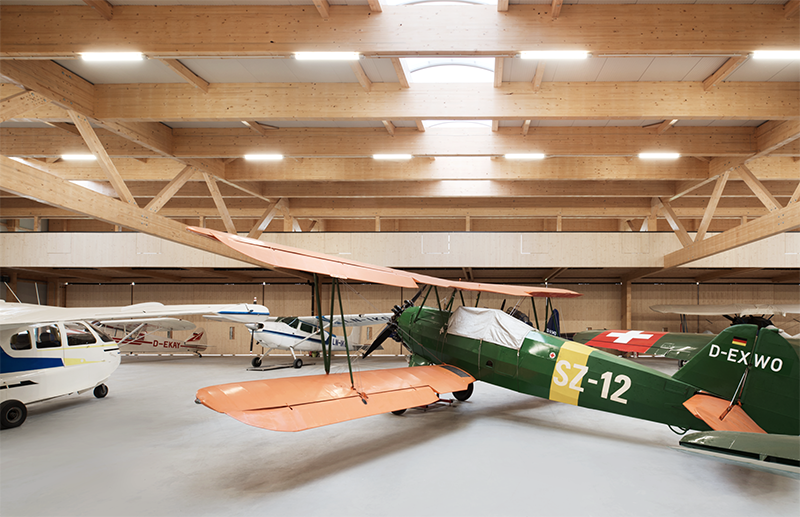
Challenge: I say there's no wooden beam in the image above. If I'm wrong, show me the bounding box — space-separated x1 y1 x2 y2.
312 0 330 20
531 63 546 92
391 58 410 88
621 280 632 330
658 197 693 247
671 176 719 202
247 199 282 240
415 120 425 132
543 267 567 282
350 62 372 92
655 119 677 134
96 120 175 157
789 181 800 205
3 5 796 56
144 166 196 213
0 90 49 122
551 0 564 20
0 60 94 116
694 268 763 283
702 56 748 91
521 120 532 136
367 0 382 13
494 58 504 88
497 0 509 12
752 119 800 159
242 120 278 136
202 172 237 234
67 110 137 206
158 59 210 93
736 165 782 212
695 170 729 241
82 0 113 21
786 0 800 18
85 82 799 121
382 120 396 136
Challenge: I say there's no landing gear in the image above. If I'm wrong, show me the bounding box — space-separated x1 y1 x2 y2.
1 400 27 429
391 409 407 416
93 384 109 399
293 358 303 369
251 356 262 368
453 382 474 401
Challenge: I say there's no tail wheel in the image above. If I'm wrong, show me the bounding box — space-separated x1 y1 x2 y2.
1 400 27 429
453 382 474 401
251 357 262 368
93 384 109 399
293 358 303 369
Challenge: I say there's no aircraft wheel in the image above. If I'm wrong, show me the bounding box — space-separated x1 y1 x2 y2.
453 383 474 402
391 409 407 416
293 358 303 369
251 357 262 368
1 400 27 429
93 384 109 399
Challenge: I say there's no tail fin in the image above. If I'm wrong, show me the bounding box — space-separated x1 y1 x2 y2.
672 324 759 400
186 328 207 347
739 327 799 435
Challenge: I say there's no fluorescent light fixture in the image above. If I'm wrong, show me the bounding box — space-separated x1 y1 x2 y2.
244 154 283 161
294 52 360 61
61 154 97 161
752 50 800 60
80 52 144 62
373 154 412 160
520 51 589 60
505 153 545 160
638 152 680 160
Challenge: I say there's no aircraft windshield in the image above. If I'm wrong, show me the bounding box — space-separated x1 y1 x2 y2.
447 306 533 350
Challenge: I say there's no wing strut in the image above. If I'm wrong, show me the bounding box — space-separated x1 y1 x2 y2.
313 274 357 392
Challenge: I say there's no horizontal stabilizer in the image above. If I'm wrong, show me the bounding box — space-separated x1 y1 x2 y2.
196 364 474 432
682 393 766 434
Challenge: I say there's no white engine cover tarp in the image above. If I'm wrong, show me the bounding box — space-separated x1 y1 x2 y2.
447 306 533 350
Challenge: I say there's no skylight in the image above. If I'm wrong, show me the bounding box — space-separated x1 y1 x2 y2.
406 58 494 84
383 0 494 5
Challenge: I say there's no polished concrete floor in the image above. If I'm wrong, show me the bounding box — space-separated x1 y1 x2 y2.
1 355 798 517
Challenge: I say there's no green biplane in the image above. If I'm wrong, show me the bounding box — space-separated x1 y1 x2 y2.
190 228 799 476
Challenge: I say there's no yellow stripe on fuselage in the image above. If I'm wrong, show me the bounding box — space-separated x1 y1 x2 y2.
549 341 594 406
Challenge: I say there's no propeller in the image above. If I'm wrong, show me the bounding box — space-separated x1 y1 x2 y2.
362 287 425 359
245 322 263 353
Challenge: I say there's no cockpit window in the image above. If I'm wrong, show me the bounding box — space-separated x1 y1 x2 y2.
35 326 62 349
63 322 97 346
299 322 315 334
10 331 32 350
88 323 114 343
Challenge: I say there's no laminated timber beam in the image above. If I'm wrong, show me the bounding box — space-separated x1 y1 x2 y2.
85 82 798 122
0 90 49 122
0 155 307 280
1 5 797 57
1 126 778 158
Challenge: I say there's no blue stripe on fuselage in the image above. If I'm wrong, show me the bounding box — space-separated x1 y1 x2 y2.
0 346 64 374
257 329 343 347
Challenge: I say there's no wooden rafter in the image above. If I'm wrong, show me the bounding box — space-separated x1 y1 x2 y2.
658 197 692 247
350 62 372 92
247 199 281 239
532 63 546 91
551 0 564 20
670 176 719 202
144 166 196 213
702 56 748 91
0 90 49 122
202 172 237 234
522 120 532 136
494 58 504 88
695 170 730 242
67 110 137 206
382 121 396 136
367 0 382 13
242 120 278 136
158 59 210 93
789 181 800 205
312 0 329 20
752 119 800 159
497 0 509 12
654 119 678 134
736 165 782 211
391 58 410 88
786 0 800 18
82 0 112 21
415 120 425 132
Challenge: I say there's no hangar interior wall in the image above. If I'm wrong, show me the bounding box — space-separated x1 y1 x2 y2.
64 282 800 356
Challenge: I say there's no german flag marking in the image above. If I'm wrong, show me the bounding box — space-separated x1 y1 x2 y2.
731 337 747 347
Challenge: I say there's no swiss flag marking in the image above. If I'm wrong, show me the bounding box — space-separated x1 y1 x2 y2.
588 330 666 353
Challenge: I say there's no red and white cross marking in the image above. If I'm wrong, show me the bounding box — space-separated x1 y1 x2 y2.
606 330 654 344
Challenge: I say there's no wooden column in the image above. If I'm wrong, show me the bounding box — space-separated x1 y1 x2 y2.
621 280 632 330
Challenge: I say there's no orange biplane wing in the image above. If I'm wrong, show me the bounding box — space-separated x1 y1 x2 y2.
187 227 580 298
196 365 475 432
683 393 766 434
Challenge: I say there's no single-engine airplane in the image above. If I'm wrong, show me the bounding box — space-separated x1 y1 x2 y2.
0 300 268 429
651 303 800 335
190 229 799 456
95 318 208 356
206 312 392 368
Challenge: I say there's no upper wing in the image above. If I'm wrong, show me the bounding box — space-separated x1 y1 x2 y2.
572 329 714 360
195 364 474 432
95 317 196 333
0 300 260 331
651 304 800 316
187 227 581 299
296 313 393 327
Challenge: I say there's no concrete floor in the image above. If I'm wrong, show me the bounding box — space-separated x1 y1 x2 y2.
1 355 798 517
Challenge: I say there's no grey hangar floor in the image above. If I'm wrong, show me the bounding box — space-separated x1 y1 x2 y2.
1 355 798 517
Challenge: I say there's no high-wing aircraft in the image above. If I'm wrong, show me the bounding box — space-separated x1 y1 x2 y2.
651 303 800 332
0 300 268 429
95 318 208 356
207 312 393 368
189 228 799 449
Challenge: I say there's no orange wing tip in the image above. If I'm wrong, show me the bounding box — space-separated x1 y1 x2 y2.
683 393 767 434
196 365 475 432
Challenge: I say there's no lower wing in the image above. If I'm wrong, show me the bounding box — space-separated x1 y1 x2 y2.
196 364 474 432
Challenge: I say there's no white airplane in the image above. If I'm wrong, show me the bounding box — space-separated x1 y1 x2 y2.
207 312 392 368
0 300 269 429
95 318 208 356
